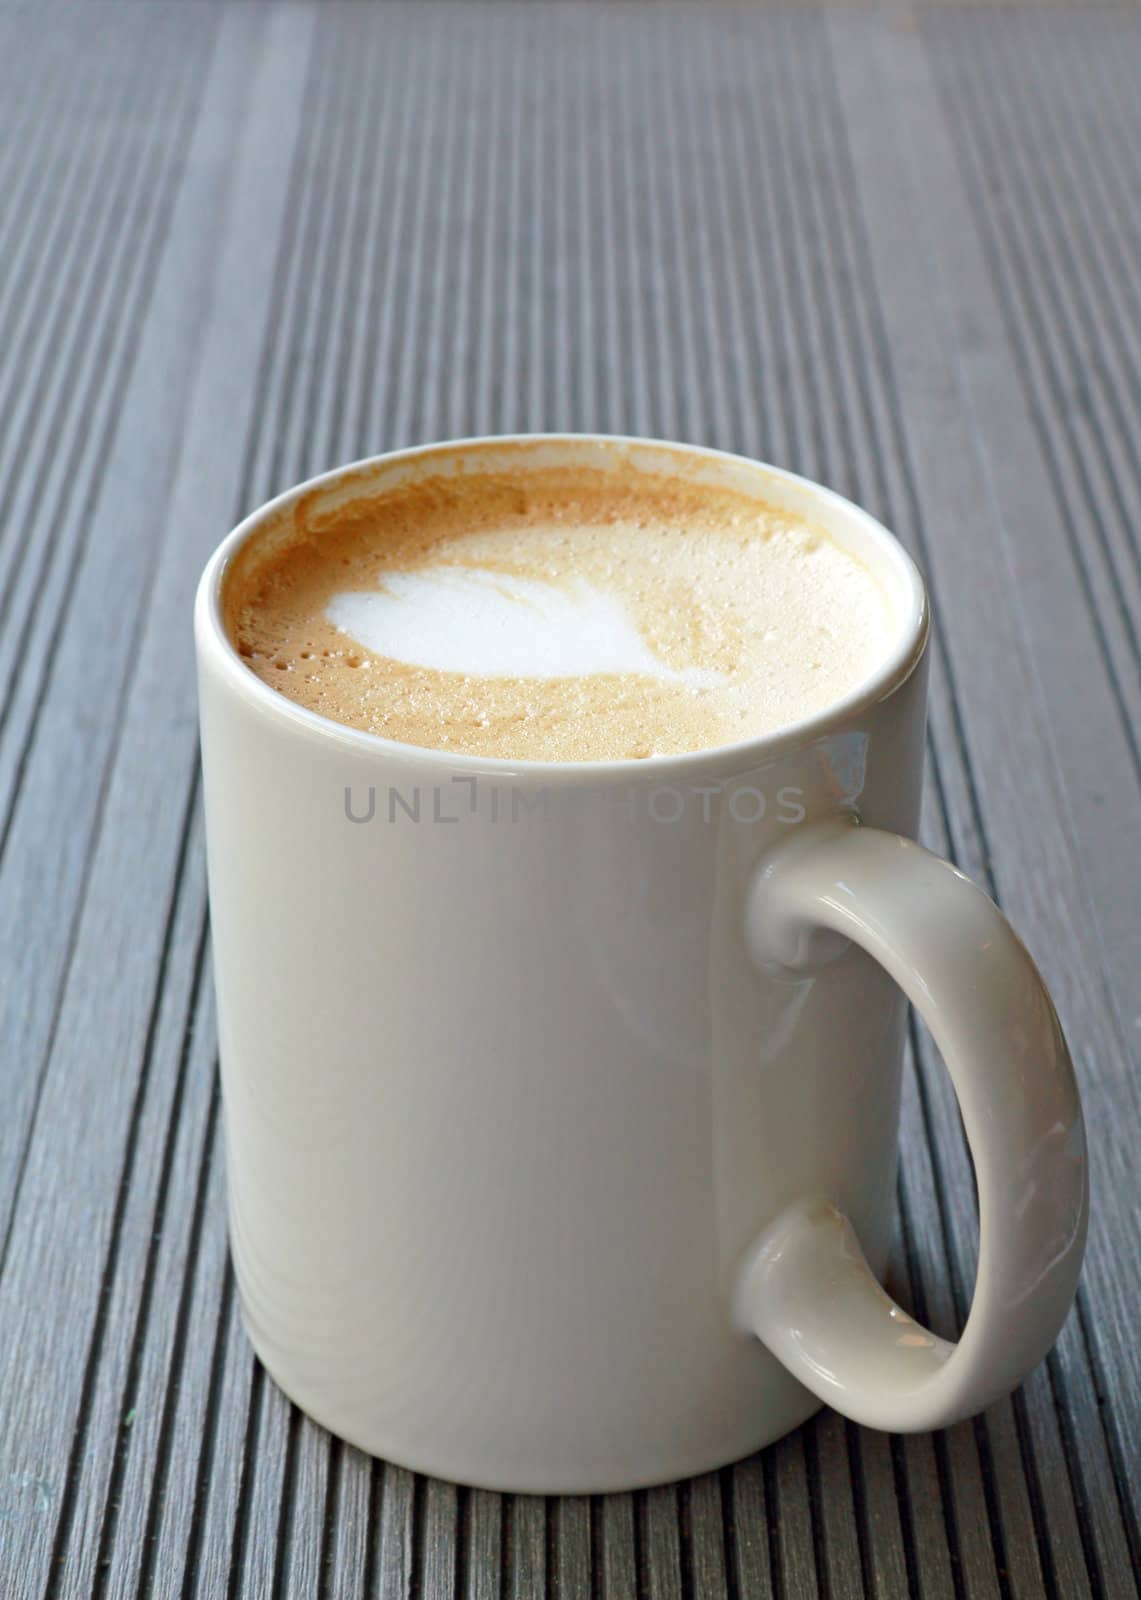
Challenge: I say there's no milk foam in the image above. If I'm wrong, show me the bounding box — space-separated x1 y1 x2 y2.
226 464 899 762
326 568 726 688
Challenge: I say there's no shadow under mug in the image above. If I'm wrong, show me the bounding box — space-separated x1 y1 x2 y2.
194 435 1087 1493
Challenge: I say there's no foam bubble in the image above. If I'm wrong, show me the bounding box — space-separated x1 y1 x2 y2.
327 568 725 688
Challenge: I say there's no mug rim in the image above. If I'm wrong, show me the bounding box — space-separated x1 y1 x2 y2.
195 433 930 782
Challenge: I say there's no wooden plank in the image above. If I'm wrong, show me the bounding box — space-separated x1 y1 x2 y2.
421 1478 460 1600
768 1433 820 1600
461 1491 503 1600
279 1420 334 1599
555 1496 592 1600
386 8 469 452
727 1458 774 1600
373 1466 414 1600
325 1447 374 1600
598 1494 638 1599
642 1485 683 1600
686 1473 730 1600
507 1496 548 1600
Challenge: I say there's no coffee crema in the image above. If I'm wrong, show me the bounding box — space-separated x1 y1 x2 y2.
224 465 897 762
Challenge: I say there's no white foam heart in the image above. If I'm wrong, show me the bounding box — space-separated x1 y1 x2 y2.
326 567 724 686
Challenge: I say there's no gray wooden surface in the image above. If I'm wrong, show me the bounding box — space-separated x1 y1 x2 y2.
0 3 1138 1596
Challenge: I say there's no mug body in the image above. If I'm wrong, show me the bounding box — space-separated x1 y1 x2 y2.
195 436 929 1492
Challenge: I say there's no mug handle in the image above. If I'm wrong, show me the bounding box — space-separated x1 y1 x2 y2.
736 818 1088 1432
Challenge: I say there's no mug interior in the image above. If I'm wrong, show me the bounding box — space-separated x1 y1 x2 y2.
200 434 929 776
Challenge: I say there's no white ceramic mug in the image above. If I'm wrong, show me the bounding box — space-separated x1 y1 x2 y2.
195 436 1087 1493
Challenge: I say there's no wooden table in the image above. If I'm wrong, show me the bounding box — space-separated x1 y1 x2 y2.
0 4 1137 1595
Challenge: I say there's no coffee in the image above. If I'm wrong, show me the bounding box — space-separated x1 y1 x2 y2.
224 465 898 762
